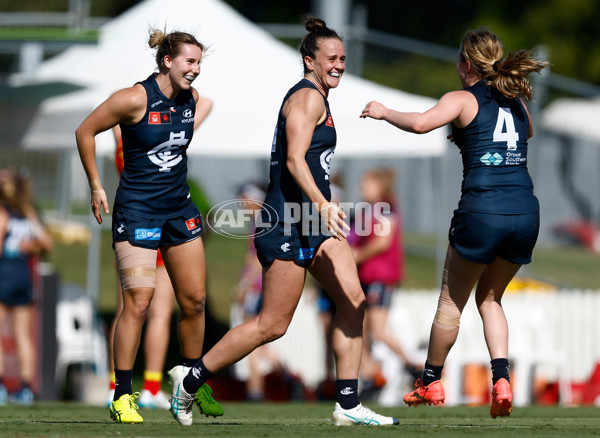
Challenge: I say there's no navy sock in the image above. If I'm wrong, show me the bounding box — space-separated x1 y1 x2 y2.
422 361 443 386
182 356 200 368
114 369 133 400
182 358 213 395
336 379 359 410
491 358 510 384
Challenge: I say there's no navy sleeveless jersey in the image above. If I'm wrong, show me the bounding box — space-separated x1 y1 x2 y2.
0 208 34 303
114 74 196 219
263 79 336 222
451 80 539 214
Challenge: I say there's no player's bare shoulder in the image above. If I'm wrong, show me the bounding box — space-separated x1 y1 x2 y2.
283 87 326 121
109 84 147 124
441 89 475 105
113 84 147 112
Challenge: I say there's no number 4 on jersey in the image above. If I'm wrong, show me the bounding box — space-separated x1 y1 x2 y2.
493 108 518 151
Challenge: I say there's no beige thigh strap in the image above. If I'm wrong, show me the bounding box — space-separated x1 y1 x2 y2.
114 241 157 290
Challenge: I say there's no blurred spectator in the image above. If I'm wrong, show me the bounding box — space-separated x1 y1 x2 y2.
350 168 420 395
0 167 53 405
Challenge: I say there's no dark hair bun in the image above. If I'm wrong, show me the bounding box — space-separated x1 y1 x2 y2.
304 17 326 32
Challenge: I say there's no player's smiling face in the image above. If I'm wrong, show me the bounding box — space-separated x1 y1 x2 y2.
306 38 345 93
165 43 203 91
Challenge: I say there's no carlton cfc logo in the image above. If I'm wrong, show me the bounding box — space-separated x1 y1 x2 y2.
320 147 335 180
147 131 189 172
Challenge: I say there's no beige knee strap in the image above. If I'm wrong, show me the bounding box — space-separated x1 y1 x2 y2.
114 241 157 290
433 270 462 330
433 310 461 330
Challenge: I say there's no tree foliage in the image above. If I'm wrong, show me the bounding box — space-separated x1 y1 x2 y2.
359 0 600 85
3 0 598 85
224 0 600 86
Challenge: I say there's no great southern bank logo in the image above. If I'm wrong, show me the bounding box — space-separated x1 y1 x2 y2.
208 199 278 239
480 152 503 166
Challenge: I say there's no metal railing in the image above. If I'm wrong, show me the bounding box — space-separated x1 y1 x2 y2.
0 12 107 29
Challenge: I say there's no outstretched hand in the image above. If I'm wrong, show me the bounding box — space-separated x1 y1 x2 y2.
360 101 387 120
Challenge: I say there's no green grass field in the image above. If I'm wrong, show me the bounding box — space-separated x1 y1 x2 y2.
0 402 598 437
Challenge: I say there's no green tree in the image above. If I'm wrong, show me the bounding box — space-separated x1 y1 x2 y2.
363 0 600 85
4 0 598 86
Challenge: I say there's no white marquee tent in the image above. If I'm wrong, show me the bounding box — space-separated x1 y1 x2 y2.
13 0 446 159
543 96 600 143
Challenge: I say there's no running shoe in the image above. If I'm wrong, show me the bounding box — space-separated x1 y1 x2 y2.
490 378 513 418
13 387 34 406
403 379 445 406
194 383 224 417
138 389 171 410
109 392 143 423
332 402 400 426
168 366 195 426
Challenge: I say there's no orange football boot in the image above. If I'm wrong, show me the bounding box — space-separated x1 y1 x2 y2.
490 378 513 418
403 379 445 407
